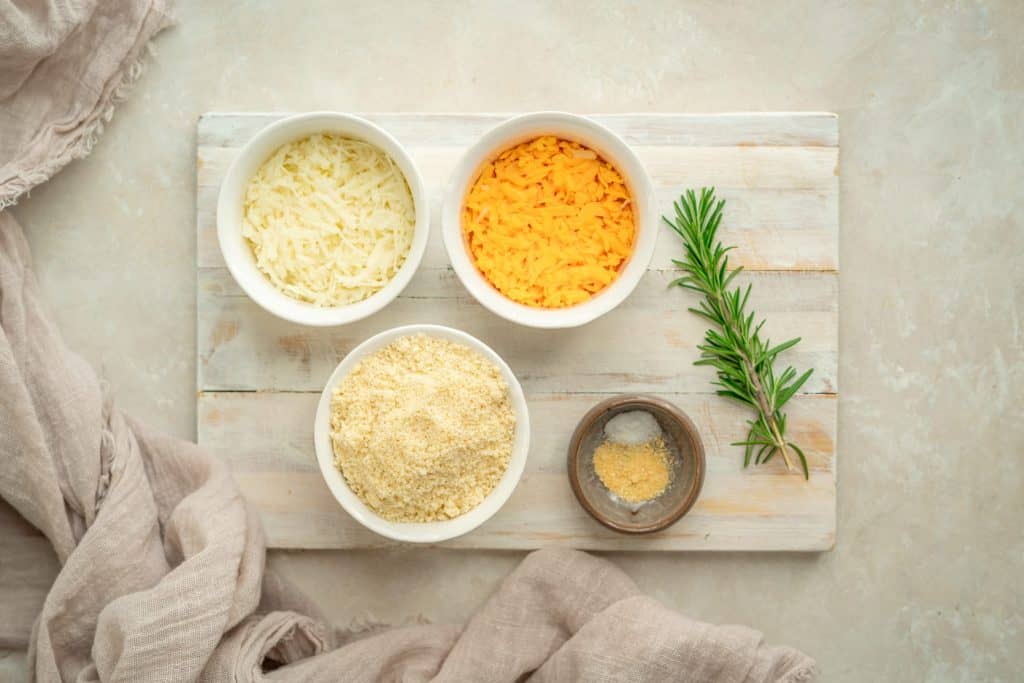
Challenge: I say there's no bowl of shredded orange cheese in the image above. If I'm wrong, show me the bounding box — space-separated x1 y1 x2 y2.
443 112 656 328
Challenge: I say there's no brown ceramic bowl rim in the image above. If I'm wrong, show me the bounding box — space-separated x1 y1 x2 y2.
567 394 706 534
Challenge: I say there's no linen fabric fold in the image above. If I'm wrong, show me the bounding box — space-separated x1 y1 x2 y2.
0 0 174 209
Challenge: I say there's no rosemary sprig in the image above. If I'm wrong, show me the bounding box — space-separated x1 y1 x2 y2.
665 188 813 478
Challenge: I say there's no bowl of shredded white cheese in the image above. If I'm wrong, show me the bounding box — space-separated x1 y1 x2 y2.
313 324 531 543
217 112 429 326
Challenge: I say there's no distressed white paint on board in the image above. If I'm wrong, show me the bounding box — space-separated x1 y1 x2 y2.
196 113 839 551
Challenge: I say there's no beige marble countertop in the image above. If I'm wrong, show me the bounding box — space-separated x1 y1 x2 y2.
3 1 1022 680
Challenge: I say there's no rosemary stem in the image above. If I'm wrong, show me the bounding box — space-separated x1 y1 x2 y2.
767 413 796 473
726 301 796 473
702 220 795 473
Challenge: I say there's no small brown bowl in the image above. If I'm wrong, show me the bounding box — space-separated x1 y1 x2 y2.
568 395 705 534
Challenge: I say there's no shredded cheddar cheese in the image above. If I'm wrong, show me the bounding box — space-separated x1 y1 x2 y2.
461 136 636 308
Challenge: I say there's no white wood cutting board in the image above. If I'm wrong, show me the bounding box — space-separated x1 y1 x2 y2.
196 113 839 551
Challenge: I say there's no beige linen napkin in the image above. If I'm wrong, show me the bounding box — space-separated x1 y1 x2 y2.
0 2 818 680
0 0 173 209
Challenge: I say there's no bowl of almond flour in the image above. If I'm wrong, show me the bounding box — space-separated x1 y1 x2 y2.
313 324 530 543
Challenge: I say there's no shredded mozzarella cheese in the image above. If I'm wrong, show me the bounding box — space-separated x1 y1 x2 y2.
241 134 415 306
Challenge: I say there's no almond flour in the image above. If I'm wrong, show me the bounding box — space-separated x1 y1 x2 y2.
329 334 515 522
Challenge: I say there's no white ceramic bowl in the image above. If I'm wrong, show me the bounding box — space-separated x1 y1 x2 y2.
216 112 429 327
313 324 531 543
442 112 657 329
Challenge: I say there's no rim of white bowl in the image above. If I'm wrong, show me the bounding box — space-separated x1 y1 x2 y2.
313 324 531 544
442 111 657 329
216 112 429 327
